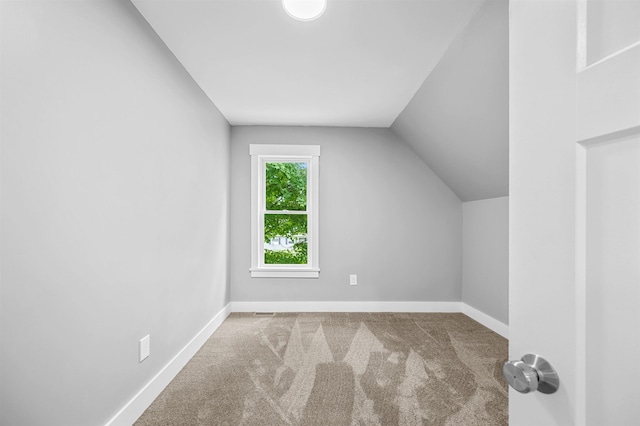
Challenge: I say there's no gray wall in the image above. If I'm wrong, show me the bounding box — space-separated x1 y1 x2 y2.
230 126 462 303
462 197 509 324
1 2 230 425
391 0 508 202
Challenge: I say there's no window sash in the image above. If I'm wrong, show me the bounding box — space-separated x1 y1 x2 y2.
262 158 310 213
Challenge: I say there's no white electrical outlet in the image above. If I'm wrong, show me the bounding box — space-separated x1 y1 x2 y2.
349 274 357 286
139 335 150 362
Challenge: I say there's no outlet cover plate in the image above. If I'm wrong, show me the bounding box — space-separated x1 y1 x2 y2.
350 274 357 286
139 335 150 362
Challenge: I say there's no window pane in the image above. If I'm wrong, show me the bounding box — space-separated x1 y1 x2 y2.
265 162 307 211
264 214 308 264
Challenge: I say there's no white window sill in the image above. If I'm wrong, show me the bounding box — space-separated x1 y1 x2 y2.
250 268 320 278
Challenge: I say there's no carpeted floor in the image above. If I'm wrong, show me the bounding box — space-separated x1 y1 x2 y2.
135 313 508 425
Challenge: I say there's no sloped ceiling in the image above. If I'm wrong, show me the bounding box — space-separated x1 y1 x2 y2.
391 0 508 201
132 0 508 202
131 0 484 127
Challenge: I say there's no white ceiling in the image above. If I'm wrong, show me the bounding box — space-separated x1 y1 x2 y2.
131 0 485 127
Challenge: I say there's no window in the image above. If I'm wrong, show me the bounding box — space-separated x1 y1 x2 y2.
250 144 320 278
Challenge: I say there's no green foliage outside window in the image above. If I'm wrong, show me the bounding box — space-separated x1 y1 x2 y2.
264 162 308 265
265 162 307 210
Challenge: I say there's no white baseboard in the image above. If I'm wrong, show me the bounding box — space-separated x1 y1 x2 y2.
230 301 462 313
104 303 231 426
462 303 509 339
231 301 508 338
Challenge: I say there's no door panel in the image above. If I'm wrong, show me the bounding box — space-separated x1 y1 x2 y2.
586 0 640 64
577 45 640 142
585 133 640 425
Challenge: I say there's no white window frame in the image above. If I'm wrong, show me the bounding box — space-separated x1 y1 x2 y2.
250 144 320 278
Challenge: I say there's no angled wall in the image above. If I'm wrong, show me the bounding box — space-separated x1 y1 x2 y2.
391 0 508 202
1 2 230 425
230 126 462 304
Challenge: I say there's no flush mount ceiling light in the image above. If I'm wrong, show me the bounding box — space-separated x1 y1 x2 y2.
282 0 327 21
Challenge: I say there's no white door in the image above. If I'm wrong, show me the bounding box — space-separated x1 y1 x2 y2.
509 0 640 424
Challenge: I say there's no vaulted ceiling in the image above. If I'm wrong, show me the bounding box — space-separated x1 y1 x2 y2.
131 0 508 201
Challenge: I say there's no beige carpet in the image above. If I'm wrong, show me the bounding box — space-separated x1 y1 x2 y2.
135 313 508 425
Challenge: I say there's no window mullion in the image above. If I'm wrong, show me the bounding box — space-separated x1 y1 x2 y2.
264 210 308 215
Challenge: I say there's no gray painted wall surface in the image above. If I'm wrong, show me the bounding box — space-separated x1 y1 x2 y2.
0 2 230 425
391 0 508 202
230 126 462 303
462 197 509 324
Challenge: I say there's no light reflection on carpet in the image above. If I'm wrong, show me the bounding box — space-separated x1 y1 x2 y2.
135 313 508 426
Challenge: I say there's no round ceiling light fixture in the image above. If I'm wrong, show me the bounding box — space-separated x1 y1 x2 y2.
282 0 327 21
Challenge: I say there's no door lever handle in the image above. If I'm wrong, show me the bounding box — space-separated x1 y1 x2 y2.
503 353 559 394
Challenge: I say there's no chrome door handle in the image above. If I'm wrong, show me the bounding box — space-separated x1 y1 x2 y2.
503 354 559 394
